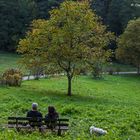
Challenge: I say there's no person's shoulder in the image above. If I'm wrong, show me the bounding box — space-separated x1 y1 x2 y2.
37 111 43 117
27 110 31 113
45 114 49 118
27 110 32 117
56 112 59 116
27 110 32 114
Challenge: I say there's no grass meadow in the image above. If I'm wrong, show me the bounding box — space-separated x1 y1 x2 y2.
0 52 20 73
0 75 140 139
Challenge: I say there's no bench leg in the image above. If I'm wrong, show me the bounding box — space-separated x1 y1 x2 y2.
57 129 61 136
39 127 44 133
16 128 20 132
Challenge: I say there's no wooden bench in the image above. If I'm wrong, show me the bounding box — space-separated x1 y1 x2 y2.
8 117 69 136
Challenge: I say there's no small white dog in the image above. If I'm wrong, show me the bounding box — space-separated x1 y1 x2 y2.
90 126 107 135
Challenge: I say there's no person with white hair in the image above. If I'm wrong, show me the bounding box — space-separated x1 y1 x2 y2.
27 103 42 127
27 103 42 118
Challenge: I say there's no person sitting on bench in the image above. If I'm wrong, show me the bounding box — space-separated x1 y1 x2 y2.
45 106 59 129
27 103 42 127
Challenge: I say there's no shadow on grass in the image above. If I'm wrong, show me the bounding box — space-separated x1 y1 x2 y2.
1 84 136 107
30 90 132 106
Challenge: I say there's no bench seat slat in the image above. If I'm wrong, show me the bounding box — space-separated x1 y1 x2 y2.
57 123 69 126
41 126 69 130
55 126 69 130
8 122 28 125
8 117 30 120
8 125 69 130
8 125 31 128
57 119 69 121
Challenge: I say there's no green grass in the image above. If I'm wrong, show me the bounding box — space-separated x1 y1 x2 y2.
0 52 20 73
0 75 140 139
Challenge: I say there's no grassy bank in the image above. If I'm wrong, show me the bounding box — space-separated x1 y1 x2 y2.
0 75 140 139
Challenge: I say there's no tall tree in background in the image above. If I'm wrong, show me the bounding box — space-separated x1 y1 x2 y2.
91 0 112 23
18 20 49 79
107 0 139 35
116 18 140 74
92 0 140 35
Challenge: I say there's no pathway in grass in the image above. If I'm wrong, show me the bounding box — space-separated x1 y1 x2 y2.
0 75 140 139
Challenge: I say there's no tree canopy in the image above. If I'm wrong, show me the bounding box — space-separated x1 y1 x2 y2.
18 1 113 96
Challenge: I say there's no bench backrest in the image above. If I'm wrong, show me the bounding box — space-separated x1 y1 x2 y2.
8 117 69 127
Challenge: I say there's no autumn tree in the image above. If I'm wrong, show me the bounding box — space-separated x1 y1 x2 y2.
87 48 112 79
18 1 113 96
116 18 140 74
84 23 114 78
18 20 50 79
48 1 114 95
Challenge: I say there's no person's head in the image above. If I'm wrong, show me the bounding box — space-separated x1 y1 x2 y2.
48 106 56 114
32 103 38 111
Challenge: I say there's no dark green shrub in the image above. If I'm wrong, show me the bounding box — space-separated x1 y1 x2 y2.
108 68 114 75
1 69 22 86
116 67 121 74
92 65 103 79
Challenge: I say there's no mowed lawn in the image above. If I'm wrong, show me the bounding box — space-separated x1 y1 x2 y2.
0 75 140 140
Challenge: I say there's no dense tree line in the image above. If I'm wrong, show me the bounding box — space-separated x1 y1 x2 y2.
35 0 63 19
116 18 140 74
92 0 140 35
0 0 139 52
0 0 36 51
0 0 62 51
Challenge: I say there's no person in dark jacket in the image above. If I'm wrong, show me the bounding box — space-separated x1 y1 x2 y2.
45 106 59 129
27 103 42 127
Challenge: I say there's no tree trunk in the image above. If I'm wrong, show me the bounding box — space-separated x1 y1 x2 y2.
137 65 140 75
67 76 72 96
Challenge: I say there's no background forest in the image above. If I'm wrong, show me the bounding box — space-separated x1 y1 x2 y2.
0 0 139 52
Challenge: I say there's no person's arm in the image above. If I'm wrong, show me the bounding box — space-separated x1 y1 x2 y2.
26 111 31 126
45 114 49 119
56 112 59 119
26 111 30 117
40 112 43 118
